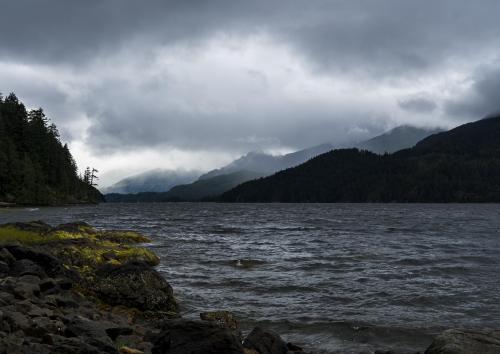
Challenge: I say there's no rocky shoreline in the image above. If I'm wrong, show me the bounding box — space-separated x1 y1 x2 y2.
0 221 499 354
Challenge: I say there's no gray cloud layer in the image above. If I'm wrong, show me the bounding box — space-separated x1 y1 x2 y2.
1 0 500 179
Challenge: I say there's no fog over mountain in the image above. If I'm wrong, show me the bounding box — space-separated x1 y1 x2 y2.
221 115 500 202
101 169 200 194
355 126 443 154
106 125 439 197
1 1 499 183
199 144 334 180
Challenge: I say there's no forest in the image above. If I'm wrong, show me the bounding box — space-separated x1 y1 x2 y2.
221 115 500 202
0 93 102 205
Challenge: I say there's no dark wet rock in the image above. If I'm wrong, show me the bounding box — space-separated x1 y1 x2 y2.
106 326 134 341
286 342 304 353
425 329 500 354
5 245 69 278
64 316 118 353
92 261 177 312
243 327 288 354
0 248 15 265
200 310 243 341
56 278 73 290
46 335 105 354
12 278 41 299
11 259 46 278
115 333 147 349
19 274 41 285
139 310 181 323
3 310 30 331
200 311 239 331
39 278 56 293
0 261 9 275
152 319 244 354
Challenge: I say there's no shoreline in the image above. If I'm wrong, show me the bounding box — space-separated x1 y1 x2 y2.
0 220 498 353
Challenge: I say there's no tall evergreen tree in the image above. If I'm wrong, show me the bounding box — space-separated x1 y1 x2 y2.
0 92 103 205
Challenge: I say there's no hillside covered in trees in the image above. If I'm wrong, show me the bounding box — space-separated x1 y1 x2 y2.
0 93 103 205
221 115 500 202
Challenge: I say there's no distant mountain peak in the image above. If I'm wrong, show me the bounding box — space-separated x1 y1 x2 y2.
356 125 442 154
221 116 500 203
102 169 201 194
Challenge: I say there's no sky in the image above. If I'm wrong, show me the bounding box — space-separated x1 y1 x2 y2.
1 1 500 187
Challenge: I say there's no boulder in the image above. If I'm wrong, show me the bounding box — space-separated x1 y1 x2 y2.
200 311 239 331
64 316 118 353
5 245 69 278
243 327 288 354
10 259 46 278
46 335 107 354
425 329 500 354
200 310 242 341
105 326 134 341
92 261 177 312
152 319 244 354
0 261 9 276
0 248 15 265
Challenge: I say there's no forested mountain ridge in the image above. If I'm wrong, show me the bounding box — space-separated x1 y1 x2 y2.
106 170 262 202
221 115 500 203
104 125 440 202
0 93 103 205
356 125 442 154
102 169 201 194
198 144 334 180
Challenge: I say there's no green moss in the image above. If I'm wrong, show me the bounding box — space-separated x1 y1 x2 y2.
97 230 151 244
0 226 45 244
114 247 160 266
1 221 159 277
0 226 92 245
56 242 159 272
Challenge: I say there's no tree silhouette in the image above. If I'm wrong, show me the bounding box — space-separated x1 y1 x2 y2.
0 93 103 205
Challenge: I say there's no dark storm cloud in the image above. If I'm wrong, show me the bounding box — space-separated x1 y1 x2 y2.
2 1 500 71
445 63 500 119
1 0 500 156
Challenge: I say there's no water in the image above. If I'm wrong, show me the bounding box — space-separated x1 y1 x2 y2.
1 203 500 353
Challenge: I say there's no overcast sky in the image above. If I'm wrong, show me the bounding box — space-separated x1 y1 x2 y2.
1 1 499 186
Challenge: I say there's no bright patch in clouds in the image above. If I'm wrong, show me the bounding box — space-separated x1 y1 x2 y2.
1 1 499 186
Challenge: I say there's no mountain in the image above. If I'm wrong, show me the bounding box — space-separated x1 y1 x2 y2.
101 169 200 194
106 170 262 202
221 115 500 203
162 170 263 200
198 144 334 180
0 93 102 205
105 144 335 202
105 125 439 202
355 125 442 154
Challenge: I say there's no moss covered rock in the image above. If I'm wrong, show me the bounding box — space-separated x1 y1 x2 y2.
0 221 176 314
92 261 177 312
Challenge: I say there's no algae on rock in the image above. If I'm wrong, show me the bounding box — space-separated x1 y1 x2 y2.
0 221 176 314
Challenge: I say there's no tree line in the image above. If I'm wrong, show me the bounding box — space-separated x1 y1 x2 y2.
221 115 500 202
0 93 102 205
